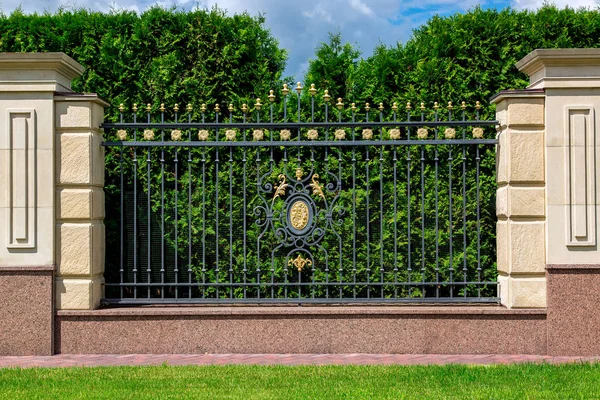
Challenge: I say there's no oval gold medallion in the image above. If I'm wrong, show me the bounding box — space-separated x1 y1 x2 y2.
289 200 309 231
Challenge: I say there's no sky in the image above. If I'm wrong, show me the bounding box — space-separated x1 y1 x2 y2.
1 0 598 79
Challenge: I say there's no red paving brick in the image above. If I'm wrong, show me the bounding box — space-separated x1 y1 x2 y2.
0 354 599 368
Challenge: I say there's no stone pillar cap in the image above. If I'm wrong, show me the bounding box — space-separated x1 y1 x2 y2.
0 52 84 92
516 48 600 89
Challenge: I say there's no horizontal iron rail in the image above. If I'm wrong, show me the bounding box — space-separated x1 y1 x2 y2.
101 120 499 129
105 281 497 287
102 297 500 305
103 139 498 147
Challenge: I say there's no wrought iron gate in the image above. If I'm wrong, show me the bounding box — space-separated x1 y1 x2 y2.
102 84 499 304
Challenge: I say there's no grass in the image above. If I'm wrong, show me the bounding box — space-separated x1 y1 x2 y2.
1 363 600 399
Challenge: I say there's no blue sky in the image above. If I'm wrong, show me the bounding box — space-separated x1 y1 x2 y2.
1 0 597 79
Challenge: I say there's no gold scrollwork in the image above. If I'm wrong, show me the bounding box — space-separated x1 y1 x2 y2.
288 254 312 272
309 174 325 200
272 174 288 201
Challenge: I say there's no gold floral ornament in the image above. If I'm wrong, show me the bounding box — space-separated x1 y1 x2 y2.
253 129 264 141
307 129 318 140
171 129 182 141
117 129 127 140
417 128 428 139
389 128 400 140
472 127 484 139
198 129 209 141
334 129 346 140
288 254 312 272
143 129 154 140
225 129 236 141
444 128 456 139
362 129 373 140
280 129 291 141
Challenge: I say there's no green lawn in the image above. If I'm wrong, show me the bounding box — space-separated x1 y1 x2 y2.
1 363 599 399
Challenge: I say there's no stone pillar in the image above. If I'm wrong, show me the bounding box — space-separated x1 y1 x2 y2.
514 49 600 355
492 90 546 308
55 94 108 310
0 53 84 355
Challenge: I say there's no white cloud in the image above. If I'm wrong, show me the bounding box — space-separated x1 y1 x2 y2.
511 0 597 8
303 4 334 24
348 0 374 16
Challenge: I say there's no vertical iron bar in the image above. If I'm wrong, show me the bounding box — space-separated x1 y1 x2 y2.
283 94 288 299
420 106 426 297
188 109 192 299
229 108 234 299
352 108 357 300
406 106 412 298
447 107 454 299
133 107 138 299
160 106 165 299
434 106 440 298
392 108 398 299
174 107 179 300
365 107 370 299
462 106 468 298
476 105 482 297
270 101 275 299
324 97 329 299
146 108 152 299
242 108 248 299
255 106 261 300
214 107 220 299
119 108 124 299
201 109 206 298
338 106 343 299
379 107 384 299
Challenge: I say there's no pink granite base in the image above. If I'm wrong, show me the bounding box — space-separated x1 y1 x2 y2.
0 266 54 356
547 264 600 356
55 306 547 355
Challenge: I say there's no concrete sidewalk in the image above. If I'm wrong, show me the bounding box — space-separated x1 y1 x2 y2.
1 354 599 368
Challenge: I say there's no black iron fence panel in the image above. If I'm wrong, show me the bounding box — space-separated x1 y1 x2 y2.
102 89 499 304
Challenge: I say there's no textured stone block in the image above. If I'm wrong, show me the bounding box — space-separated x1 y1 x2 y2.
510 187 545 217
507 99 544 127
57 223 103 276
496 129 508 184
510 222 545 274
510 277 546 308
56 276 103 310
57 134 90 184
56 102 92 129
496 186 508 218
509 131 544 182
57 188 104 220
497 274 510 307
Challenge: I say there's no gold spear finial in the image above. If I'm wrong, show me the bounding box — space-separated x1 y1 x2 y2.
186 103 193 112
323 90 331 102
296 82 303 94
365 102 370 112
228 103 234 112
241 103 248 113
475 101 481 110
214 103 220 113
392 102 398 112
447 101 453 110
160 103 165 112
336 98 344 110
420 102 425 111
309 83 317 96
379 102 384 112
200 103 206 113
282 83 290 97
255 98 262 111
119 103 125 112
406 101 411 110
174 103 179 113
146 103 152 113
461 101 466 110
268 90 275 102
433 102 439 110
132 103 138 112
351 103 357 112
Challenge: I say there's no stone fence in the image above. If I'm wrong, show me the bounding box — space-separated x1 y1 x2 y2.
1 49 599 356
